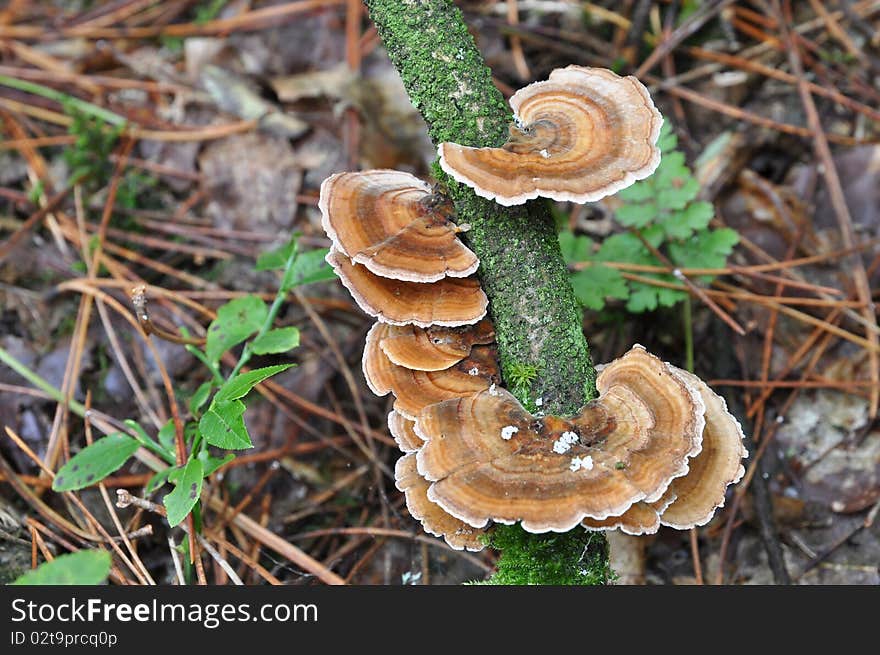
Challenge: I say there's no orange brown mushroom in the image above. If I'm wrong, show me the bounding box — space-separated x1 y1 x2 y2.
582 367 747 534
326 247 487 328
438 65 662 206
395 453 488 551
320 169 478 282
414 346 704 533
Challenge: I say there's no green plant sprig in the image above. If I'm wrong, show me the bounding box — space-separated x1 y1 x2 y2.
560 121 740 313
43 236 336 546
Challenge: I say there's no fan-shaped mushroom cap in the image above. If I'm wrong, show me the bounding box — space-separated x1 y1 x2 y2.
320 170 479 282
388 411 423 453
414 346 704 532
438 66 662 206
395 453 487 551
389 345 499 420
581 488 676 536
658 367 747 529
362 322 395 396
379 319 496 371
327 248 488 327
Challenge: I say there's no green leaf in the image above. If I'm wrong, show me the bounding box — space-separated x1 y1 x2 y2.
596 233 652 265
625 286 660 313
163 459 204 527
198 399 253 449
158 418 176 455
145 467 174 495
198 451 234 477
251 327 300 355
215 363 294 402
656 176 699 211
616 180 655 203
570 265 629 310
669 227 739 274
12 550 111 585
205 295 268 363
558 230 594 263
282 248 335 290
256 237 297 271
53 434 139 491
659 200 714 240
189 381 213 417
656 121 678 152
615 202 658 228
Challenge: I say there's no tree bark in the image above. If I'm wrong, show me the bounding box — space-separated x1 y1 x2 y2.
364 0 609 584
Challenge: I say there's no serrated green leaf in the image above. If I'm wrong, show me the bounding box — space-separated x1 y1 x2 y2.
570 265 629 310
625 286 659 312
53 434 139 491
163 459 204 527
145 467 174 495
558 230 594 263
615 202 658 228
12 549 111 585
198 451 234 477
205 295 267 363
282 248 335 290
660 200 714 240
198 399 252 449
189 381 213 417
250 327 300 355
596 233 651 264
656 176 699 211
656 121 677 152
215 364 295 402
669 227 739 274
616 180 656 203
256 238 297 271
641 225 665 248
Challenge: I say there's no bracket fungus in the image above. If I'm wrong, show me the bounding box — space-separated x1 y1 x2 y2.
320 169 478 282
363 322 498 418
388 411 424 454
414 346 704 533
395 453 487 551
438 65 662 206
326 247 488 327
658 367 747 529
582 367 747 535
379 319 496 371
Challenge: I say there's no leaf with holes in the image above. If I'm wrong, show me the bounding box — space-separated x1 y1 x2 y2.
205 295 267 364
53 433 139 491
163 459 204 527
198 399 252 449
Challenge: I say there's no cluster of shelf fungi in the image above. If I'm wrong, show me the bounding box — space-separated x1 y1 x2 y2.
320 66 747 551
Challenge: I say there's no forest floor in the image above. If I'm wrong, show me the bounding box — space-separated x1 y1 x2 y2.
1 0 879 585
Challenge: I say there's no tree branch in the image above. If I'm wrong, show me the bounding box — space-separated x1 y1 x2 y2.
364 0 611 584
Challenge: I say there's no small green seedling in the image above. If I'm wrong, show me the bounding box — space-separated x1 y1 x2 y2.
51 236 336 534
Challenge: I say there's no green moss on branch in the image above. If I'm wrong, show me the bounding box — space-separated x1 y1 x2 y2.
364 0 609 585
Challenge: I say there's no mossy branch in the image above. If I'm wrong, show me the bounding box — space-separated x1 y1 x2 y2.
364 0 611 585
